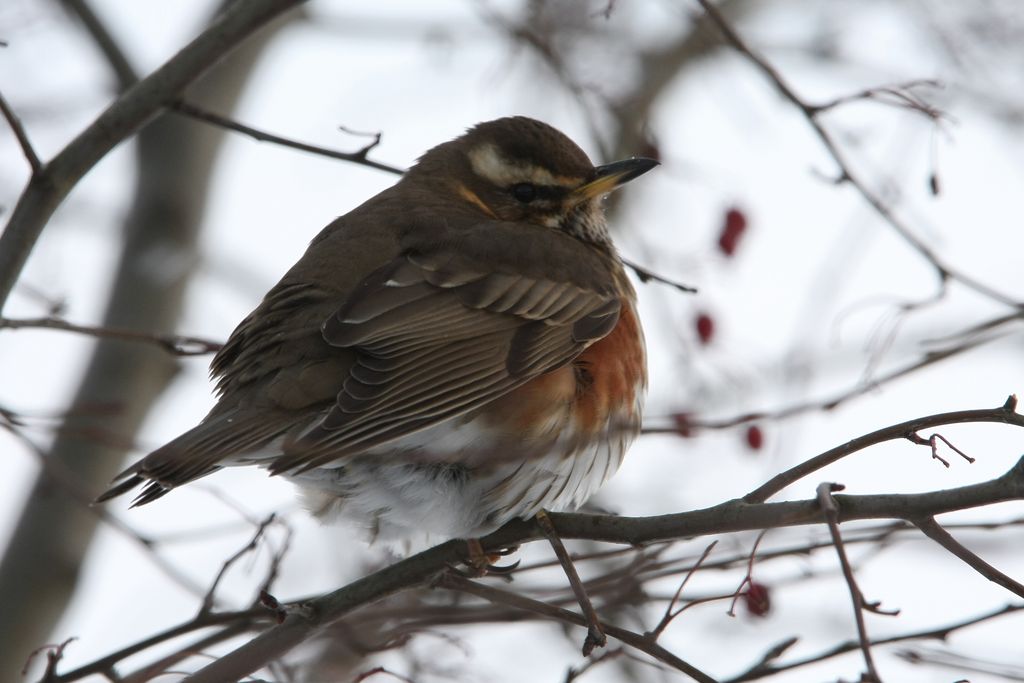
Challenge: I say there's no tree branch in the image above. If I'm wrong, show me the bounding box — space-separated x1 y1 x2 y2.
743 396 1022 503
692 0 1021 309
170 100 405 175
181 452 1024 681
913 516 1024 599
0 316 222 355
0 91 42 174
0 0 305 313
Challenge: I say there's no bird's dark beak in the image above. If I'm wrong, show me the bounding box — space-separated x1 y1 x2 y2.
573 157 660 201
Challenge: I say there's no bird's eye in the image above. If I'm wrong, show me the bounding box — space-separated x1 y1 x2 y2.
511 183 537 203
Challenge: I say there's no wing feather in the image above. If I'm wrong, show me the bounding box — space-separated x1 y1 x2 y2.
269 250 619 474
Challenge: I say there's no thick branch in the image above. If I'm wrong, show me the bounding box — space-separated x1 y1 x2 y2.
184 455 1024 681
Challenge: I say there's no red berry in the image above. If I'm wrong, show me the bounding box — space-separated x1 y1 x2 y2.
672 412 693 438
695 312 715 345
717 207 748 256
744 581 771 617
745 425 764 450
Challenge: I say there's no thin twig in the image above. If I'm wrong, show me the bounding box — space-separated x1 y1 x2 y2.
439 573 718 683
52 609 266 682
0 0 306 312
816 482 881 682
200 514 278 616
536 509 607 654
726 604 1024 682
693 0 1021 309
0 316 222 355
645 310 1010 436
171 100 405 175
742 396 1022 503
23 637 75 682
0 91 43 173
650 540 717 637
727 530 768 617
1 420 206 597
913 516 1024 599
61 0 140 89
622 257 698 293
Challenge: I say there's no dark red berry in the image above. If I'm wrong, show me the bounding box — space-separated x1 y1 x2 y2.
672 412 694 438
745 425 764 451
695 312 715 345
717 207 748 256
744 581 771 617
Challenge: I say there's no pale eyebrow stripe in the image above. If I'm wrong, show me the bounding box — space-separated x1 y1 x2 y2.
469 143 583 187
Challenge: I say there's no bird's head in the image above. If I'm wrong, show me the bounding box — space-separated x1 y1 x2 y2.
408 116 658 246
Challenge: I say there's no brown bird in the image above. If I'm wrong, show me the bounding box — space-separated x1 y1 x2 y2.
99 116 655 549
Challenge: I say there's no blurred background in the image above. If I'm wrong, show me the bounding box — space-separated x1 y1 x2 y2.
2 1 1024 681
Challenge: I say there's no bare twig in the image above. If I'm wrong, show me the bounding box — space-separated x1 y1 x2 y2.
650 540 717 637
726 604 1024 682
622 257 698 293
646 330 1009 435
913 516 1024 599
693 0 1021 309
23 637 75 682
200 514 278 615
352 666 416 683
0 91 43 174
896 644 1024 681
742 396 1022 503
170 100 405 175
53 609 266 682
906 430 976 468
180 450 1024 682
817 482 893 683
727 530 767 617
0 316 223 355
536 509 606 654
809 79 947 121
0 0 305 312
60 0 140 89
1 419 206 597
439 573 718 683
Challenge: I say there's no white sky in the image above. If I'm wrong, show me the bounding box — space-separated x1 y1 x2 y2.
2 1 1024 681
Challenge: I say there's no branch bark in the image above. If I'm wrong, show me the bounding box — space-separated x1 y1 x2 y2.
0 4 299 678
0 0 305 313
183 454 1024 682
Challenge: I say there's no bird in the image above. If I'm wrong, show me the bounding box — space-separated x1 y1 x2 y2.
98 116 656 550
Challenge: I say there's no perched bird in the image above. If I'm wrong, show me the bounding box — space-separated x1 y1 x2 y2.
99 116 655 548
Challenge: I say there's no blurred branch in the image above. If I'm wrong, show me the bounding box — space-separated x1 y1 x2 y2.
1 418 205 597
0 92 42 173
182 444 1024 682
0 3 301 677
439 573 717 683
0 316 223 355
647 324 1012 435
913 516 1024 599
0 0 305 312
51 514 1024 682
896 644 1024 681
727 603 1024 682
693 0 1022 309
59 0 139 88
